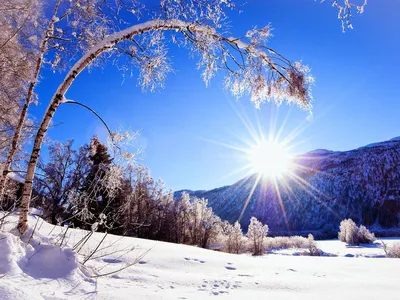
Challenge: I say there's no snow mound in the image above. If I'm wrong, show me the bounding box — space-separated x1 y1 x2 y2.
0 226 80 280
19 244 78 279
0 232 25 275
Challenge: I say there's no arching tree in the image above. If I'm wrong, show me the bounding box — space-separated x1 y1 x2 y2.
16 0 367 233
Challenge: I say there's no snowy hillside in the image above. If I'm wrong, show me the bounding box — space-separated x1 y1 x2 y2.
1 213 400 299
175 137 400 233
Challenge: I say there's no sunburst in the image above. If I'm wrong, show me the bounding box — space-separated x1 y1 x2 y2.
202 103 336 227
246 139 293 178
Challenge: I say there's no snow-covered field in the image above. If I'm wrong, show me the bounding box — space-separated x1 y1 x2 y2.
1 213 400 299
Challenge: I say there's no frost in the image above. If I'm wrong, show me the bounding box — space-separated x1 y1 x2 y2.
91 222 99 232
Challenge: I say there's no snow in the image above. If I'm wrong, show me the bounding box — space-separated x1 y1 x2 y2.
1 213 400 299
6 172 24 184
361 136 400 149
305 149 333 156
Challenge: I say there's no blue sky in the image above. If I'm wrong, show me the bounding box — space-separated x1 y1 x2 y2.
32 0 400 191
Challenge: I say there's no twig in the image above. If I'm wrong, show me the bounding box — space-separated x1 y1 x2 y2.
89 249 150 278
27 216 40 244
83 232 108 265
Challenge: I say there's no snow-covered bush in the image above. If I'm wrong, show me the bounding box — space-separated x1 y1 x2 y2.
383 242 400 258
263 234 320 256
338 219 358 244
307 234 320 256
338 219 375 245
264 236 309 251
357 225 375 244
247 217 268 256
223 222 247 254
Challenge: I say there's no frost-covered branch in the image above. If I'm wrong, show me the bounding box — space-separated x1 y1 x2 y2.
324 0 367 32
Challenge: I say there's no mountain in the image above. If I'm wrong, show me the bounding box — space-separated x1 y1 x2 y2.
174 137 400 234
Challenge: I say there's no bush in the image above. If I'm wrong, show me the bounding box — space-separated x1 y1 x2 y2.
338 219 375 245
247 217 268 256
264 236 309 251
357 225 375 244
224 221 247 254
307 234 320 256
264 234 320 256
383 242 400 258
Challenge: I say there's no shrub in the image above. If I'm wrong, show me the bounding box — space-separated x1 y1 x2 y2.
338 219 359 244
357 225 375 244
247 217 268 256
383 242 400 258
264 236 309 251
224 221 246 254
338 219 375 245
307 234 320 256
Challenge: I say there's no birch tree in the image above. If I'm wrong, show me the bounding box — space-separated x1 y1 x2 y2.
0 0 39 187
16 0 367 233
0 0 140 199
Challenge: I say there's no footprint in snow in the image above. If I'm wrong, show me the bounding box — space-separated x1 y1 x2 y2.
103 258 123 263
238 274 252 277
184 257 206 263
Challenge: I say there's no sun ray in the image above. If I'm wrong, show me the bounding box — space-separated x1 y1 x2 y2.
238 173 262 222
272 176 290 231
286 171 342 220
199 137 251 153
279 175 305 209
200 102 331 230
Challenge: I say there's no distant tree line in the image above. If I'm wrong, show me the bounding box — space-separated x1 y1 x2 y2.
8 136 389 257
1 136 275 254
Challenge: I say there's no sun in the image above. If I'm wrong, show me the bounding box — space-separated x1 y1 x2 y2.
248 140 292 178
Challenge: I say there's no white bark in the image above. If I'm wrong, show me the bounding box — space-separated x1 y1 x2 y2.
0 0 61 200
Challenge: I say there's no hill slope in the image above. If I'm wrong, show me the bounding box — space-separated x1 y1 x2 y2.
175 137 400 233
1 214 400 299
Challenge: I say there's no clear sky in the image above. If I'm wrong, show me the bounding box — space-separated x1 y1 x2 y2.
32 0 400 191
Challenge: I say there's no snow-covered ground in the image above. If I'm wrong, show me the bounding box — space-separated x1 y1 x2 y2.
1 213 400 299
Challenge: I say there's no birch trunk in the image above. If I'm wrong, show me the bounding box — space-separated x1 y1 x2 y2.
0 1 60 201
